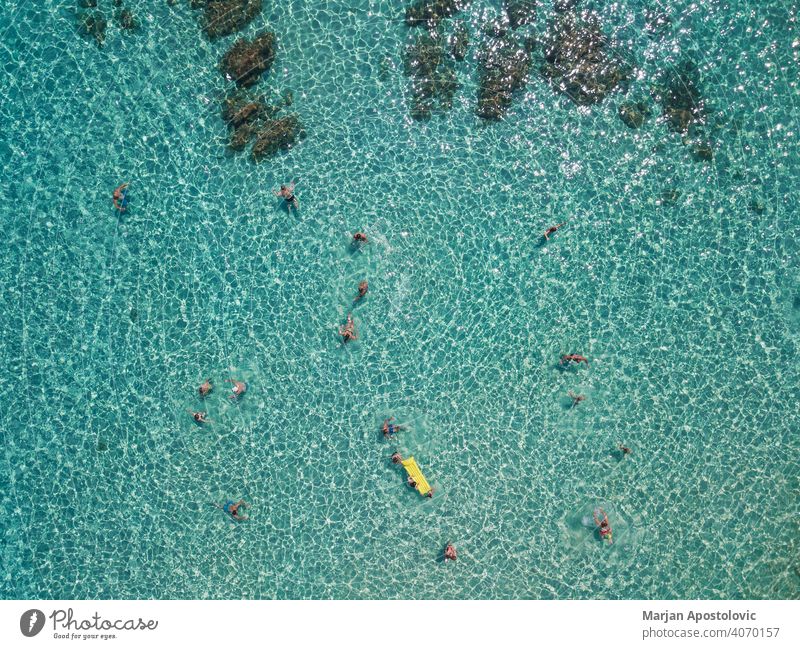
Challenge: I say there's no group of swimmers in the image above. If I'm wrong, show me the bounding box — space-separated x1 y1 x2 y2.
338 233 371 342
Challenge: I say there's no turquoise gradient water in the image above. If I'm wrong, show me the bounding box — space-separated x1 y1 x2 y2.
1 0 798 599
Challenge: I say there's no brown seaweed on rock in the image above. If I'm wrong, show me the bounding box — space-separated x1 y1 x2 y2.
193 0 262 40
221 90 280 151
449 20 469 61
77 11 107 48
220 32 276 87
252 115 307 161
504 0 537 29
651 61 707 133
618 101 651 129
405 0 470 28
540 11 629 106
476 35 531 120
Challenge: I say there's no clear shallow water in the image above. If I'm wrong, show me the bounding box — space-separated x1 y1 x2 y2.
0 0 798 599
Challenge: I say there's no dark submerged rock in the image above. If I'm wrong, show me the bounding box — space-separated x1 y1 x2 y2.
197 0 262 39
553 0 579 12
504 0 536 29
251 115 306 161
77 12 107 48
220 32 276 87
476 35 531 120
404 34 460 120
618 101 651 128
691 141 713 162
644 10 671 39
117 9 138 31
651 61 707 133
540 12 628 105
405 0 469 28
78 0 97 8
449 20 469 61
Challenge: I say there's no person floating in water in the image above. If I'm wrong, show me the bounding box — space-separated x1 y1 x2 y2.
352 232 368 245
407 475 417 489
220 499 248 521
340 314 357 342
113 182 129 212
391 451 403 464
355 281 368 302
189 410 209 424
198 378 213 397
561 354 589 365
274 182 299 213
619 445 632 456
543 221 567 241
594 508 613 544
426 488 435 499
568 391 586 408
444 543 457 561
227 378 247 399
382 417 403 438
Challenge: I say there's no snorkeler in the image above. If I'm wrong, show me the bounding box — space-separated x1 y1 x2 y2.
444 543 457 561
593 508 613 544
227 378 247 399
113 182 129 212
198 378 213 397
352 232 368 244
274 182 299 212
568 391 586 408
220 499 249 521
543 221 567 241
339 314 357 342
561 354 589 365
355 281 368 302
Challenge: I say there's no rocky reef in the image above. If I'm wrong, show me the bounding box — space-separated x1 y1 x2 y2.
449 20 469 61
405 0 470 28
77 11 107 48
252 115 307 161
116 8 138 31
651 61 707 134
476 35 531 120
191 0 262 40
222 91 304 160
403 34 460 120
504 0 536 29
539 11 628 105
220 32 276 87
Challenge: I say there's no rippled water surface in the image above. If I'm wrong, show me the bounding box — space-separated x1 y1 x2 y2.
1 0 798 599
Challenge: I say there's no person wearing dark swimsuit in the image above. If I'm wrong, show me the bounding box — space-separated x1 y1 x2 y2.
274 182 299 213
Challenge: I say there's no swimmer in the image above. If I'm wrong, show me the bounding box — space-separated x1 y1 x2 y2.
561 354 589 365
227 378 247 399
391 451 403 464
593 508 613 544
113 182 129 212
568 391 586 408
444 543 457 561
426 487 435 499
219 499 249 521
339 314 357 342
543 221 567 241
382 417 403 438
198 378 213 397
274 182 299 212
407 476 417 489
619 445 632 456
355 280 368 302
352 232 368 244
189 410 209 424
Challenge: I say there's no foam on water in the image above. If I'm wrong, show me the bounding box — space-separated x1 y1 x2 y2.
0 0 798 599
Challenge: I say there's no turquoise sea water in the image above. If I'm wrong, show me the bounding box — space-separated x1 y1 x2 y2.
1 0 798 599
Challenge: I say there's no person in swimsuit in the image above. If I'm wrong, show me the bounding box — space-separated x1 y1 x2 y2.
382 417 402 438
222 499 248 521
227 379 247 399
352 232 368 244
619 445 632 456
444 543 457 561
113 182 129 213
568 391 586 408
339 314 357 342
355 281 368 302
391 451 403 464
198 378 213 397
274 183 299 213
407 476 417 489
594 508 613 544
426 487 435 499
561 354 589 365
543 221 567 241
